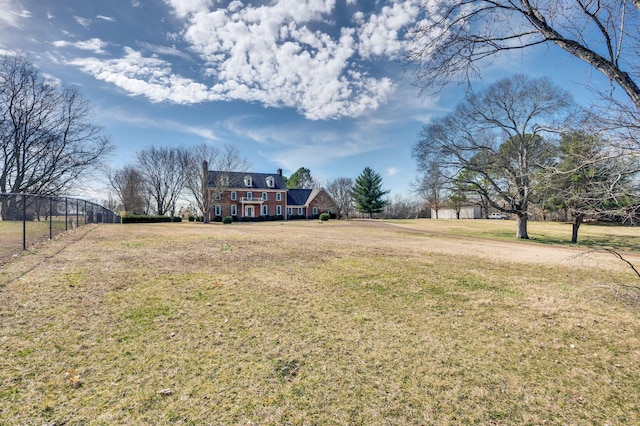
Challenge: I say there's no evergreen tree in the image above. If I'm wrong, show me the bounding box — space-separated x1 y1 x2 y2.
287 167 314 189
353 167 390 218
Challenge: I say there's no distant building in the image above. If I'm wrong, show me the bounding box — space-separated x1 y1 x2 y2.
203 165 336 221
432 204 483 219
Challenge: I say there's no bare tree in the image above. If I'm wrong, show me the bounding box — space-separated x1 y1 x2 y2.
407 0 640 112
182 144 251 222
325 177 354 219
136 146 189 217
413 161 446 218
108 165 147 215
413 75 573 238
384 194 421 219
0 54 112 197
102 192 120 212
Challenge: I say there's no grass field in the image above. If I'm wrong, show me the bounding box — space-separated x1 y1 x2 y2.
0 218 72 264
1 220 639 425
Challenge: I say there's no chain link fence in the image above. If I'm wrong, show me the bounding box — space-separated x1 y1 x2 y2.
0 193 120 264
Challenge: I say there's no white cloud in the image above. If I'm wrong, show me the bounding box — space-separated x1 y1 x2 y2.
174 0 397 119
225 115 387 170
137 42 193 61
0 0 29 28
74 16 91 28
42 73 62 87
386 167 399 176
97 15 116 22
110 109 220 141
64 1 425 120
164 0 213 19
53 38 109 54
355 0 421 59
68 47 215 104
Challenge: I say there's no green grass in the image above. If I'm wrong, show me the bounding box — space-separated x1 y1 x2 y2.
0 220 639 424
391 218 640 251
0 217 75 264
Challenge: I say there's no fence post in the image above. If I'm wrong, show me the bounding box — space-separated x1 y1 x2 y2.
22 193 27 251
49 196 53 240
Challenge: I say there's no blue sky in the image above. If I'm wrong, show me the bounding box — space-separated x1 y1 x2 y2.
0 0 611 198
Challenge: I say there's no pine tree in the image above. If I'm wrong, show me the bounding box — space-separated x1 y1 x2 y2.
353 167 390 218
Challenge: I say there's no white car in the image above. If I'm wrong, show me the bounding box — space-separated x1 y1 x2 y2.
488 212 508 219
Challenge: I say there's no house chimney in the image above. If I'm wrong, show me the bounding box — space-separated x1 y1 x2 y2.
277 168 282 176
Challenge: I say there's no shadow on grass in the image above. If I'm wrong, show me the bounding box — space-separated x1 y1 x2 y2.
528 229 640 252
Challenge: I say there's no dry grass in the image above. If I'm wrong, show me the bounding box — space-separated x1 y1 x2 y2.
0 218 70 264
1 220 639 425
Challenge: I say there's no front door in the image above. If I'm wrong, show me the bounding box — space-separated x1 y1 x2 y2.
245 206 254 218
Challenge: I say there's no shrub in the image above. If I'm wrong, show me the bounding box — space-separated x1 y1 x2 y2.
121 215 180 223
222 216 233 224
319 212 330 221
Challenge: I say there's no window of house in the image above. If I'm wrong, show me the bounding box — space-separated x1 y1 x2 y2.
230 191 237 200
276 192 282 201
276 205 282 215
214 192 222 200
220 175 229 186
262 192 268 200
231 205 237 216
262 205 268 216
312 207 318 215
246 191 252 200
266 176 275 188
214 205 222 216
287 207 293 216
298 208 304 215
244 175 252 187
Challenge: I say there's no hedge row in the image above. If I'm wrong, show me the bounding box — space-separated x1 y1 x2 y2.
121 215 183 223
210 213 336 223
212 215 286 223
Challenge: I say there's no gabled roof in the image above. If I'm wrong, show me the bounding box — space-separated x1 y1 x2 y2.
287 188 328 206
286 188 313 206
207 171 287 190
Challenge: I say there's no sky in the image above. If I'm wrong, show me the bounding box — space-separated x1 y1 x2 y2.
0 0 613 199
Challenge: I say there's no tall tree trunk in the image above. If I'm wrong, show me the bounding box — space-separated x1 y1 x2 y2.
516 213 529 239
571 213 584 244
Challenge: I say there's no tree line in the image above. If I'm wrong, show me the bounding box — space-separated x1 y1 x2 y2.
107 144 250 220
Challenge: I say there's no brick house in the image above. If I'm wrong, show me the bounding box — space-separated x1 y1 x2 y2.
203 165 336 221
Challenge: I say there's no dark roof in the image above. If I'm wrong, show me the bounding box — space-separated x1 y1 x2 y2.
207 171 287 190
286 189 313 206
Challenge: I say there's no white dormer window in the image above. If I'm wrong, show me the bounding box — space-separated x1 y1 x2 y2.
266 176 275 188
244 175 252 187
220 175 229 186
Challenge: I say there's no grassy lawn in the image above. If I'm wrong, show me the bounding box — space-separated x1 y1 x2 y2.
391 218 640 251
1 220 639 425
0 218 71 264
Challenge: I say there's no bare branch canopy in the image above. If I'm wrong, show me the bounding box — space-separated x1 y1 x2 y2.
407 0 640 111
